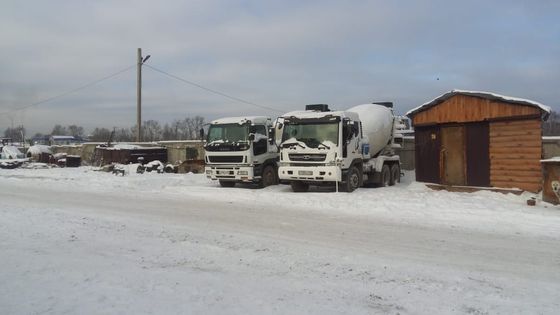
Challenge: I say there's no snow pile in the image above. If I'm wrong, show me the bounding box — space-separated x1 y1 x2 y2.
111 143 144 150
20 162 53 169
145 160 164 172
105 144 163 150
26 145 52 156
1 145 24 159
53 152 66 160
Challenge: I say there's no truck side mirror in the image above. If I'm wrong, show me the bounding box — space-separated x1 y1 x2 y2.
248 133 255 141
199 128 205 140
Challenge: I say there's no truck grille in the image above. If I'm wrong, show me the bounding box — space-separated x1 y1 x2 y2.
288 153 326 162
208 156 243 163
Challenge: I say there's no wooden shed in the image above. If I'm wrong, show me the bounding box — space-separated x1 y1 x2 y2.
407 90 550 192
93 145 167 166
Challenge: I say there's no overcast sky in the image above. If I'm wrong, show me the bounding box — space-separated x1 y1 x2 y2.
1 0 559 134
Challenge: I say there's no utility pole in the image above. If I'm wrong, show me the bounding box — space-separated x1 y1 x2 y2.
136 48 142 142
136 48 151 142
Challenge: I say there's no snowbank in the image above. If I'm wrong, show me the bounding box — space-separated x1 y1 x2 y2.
26 145 52 156
1 145 24 159
0 168 558 239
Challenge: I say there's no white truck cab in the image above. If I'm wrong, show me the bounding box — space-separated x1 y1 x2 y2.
204 116 279 187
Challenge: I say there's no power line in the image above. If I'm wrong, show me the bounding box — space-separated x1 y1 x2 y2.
0 65 136 117
144 64 285 113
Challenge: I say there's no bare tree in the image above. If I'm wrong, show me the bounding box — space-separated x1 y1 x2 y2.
90 128 112 142
4 126 26 142
86 116 205 143
181 116 205 139
143 120 162 142
67 125 85 138
113 128 133 142
51 124 67 135
192 116 205 140
543 111 560 136
162 123 176 140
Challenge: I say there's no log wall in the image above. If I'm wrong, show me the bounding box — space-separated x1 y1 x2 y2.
413 95 542 126
489 119 542 192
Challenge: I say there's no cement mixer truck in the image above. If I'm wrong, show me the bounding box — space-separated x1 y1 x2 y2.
277 103 403 192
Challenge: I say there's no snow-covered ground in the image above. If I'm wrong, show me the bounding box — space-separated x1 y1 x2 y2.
1 167 559 314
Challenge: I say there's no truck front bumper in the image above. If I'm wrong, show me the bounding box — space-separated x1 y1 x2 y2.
205 165 258 182
278 165 341 182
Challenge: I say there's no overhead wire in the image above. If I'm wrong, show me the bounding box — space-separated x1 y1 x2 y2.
143 64 285 113
0 64 136 117
0 62 285 121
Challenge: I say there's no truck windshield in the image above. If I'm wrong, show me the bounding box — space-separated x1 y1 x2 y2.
207 123 249 143
282 122 339 147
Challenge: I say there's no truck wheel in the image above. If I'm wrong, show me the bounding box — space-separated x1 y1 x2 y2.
291 181 309 192
389 164 400 186
343 166 361 192
219 180 235 188
260 165 278 187
380 164 391 187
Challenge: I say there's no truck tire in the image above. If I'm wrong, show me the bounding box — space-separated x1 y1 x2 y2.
343 166 361 192
390 164 400 186
260 165 278 187
380 164 391 187
219 180 236 188
291 181 309 192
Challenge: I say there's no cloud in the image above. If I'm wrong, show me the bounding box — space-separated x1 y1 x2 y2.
0 0 558 134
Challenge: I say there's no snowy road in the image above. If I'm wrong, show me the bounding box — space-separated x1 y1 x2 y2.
1 168 559 314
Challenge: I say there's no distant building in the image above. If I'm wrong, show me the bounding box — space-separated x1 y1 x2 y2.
49 135 84 146
31 135 50 145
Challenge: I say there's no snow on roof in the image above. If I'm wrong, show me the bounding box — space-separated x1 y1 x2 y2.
27 145 52 155
541 157 560 163
51 135 78 140
157 140 203 144
112 144 143 150
406 89 551 119
280 109 360 121
110 144 162 150
100 143 164 150
211 116 271 125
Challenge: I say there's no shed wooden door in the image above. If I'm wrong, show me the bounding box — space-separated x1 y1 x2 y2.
415 126 440 183
441 126 466 185
466 122 490 187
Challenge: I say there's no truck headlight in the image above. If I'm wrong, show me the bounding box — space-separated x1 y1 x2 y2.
326 161 337 166
237 170 248 175
206 170 212 175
